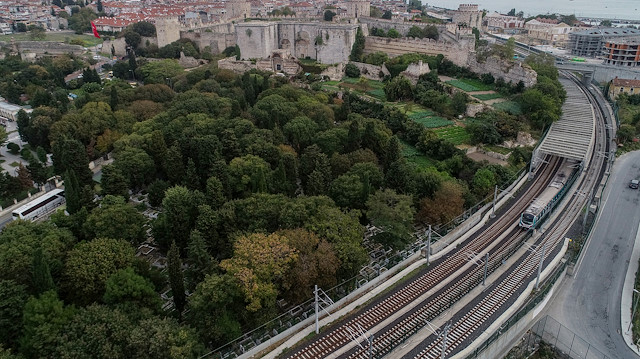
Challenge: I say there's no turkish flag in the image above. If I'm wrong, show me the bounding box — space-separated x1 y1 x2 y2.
91 22 100 38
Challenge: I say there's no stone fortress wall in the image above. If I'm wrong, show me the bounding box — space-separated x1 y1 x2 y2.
468 56 538 87
235 21 357 64
363 36 474 67
358 16 447 37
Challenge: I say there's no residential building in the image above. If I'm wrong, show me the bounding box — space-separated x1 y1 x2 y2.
569 27 640 58
608 77 640 99
603 39 640 67
484 12 524 34
525 18 572 46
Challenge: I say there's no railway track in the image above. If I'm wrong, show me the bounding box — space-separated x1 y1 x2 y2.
284 157 562 359
394 72 609 359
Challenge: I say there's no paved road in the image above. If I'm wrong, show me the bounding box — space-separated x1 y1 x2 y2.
547 151 640 359
0 119 28 175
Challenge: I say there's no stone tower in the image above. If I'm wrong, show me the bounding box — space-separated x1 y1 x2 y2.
156 16 181 48
225 0 251 20
451 4 482 29
346 0 370 19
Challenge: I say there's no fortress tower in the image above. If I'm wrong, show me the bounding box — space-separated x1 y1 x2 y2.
451 4 482 29
346 0 370 19
225 0 251 20
156 17 181 48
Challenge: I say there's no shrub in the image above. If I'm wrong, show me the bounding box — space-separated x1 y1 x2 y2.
7 142 20 155
345 63 361 78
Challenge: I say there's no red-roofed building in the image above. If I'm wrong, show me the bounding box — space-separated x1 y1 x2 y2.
93 16 137 32
609 77 640 99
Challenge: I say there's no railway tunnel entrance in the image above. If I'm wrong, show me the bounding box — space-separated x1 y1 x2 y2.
529 77 595 176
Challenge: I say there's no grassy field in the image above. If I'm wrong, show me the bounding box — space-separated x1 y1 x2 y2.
400 139 434 168
434 126 471 145
492 101 522 115
446 78 493 92
0 32 103 47
472 93 503 101
409 111 454 128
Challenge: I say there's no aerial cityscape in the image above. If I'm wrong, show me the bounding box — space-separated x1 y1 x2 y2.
0 0 639 358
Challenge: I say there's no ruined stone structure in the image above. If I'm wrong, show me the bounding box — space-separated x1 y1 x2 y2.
235 22 358 64
103 36 157 57
350 61 390 80
156 17 181 48
0 41 84 61
346 0 370 19
451 4 482 29
225 0 251 21
400 60 430 85
180 22 236 55
363 36 475 67
468 56 537 87
217 52 301 75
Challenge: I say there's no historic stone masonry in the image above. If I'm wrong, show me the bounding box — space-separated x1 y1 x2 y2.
235 22 359 64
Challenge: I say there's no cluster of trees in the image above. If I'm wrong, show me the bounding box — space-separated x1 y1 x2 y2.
407 25 439 40
611 93 640 143
370 26 402 38
518 53 566 129
268 6 295 16
0 38 557 355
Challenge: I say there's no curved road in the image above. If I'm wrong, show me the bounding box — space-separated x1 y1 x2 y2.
547 151 640 359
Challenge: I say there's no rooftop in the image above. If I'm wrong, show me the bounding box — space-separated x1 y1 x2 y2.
612 77 640 88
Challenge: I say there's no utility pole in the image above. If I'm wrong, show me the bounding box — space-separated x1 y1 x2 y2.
367 334 374 359
535 244 546 290
483 253 489 286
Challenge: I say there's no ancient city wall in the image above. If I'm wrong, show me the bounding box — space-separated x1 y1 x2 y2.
358 16 446 36
468 56 537 87
102 36 157 57
363 36 472 67
0 41 85 57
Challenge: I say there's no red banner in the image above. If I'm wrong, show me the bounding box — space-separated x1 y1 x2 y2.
91 22 100 38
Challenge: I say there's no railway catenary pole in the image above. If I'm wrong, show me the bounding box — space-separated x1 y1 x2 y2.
535 244 546 290
427 225 431 265
482 253 489 286
491 185 498 218
314 285 319 334
440 322 451 359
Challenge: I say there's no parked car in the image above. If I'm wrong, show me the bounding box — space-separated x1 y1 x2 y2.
629 179 639 189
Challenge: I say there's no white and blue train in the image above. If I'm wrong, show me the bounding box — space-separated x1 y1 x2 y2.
519 160 577 230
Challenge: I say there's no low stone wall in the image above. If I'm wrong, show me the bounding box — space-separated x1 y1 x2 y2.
468 56 537 87
217 56 255 74
320 63 344 81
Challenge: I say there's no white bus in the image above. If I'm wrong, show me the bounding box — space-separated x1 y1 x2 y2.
12 189 65 221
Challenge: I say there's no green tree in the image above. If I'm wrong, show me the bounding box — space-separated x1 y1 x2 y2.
0 280 27 348
29 26 46 41
366 189 415 249
52 304 132 359
103 267 161 311
600 19 612 27
153 186 203 250
20 290 74 358
167 241 186 317
418 181 465 225
350 27 365 62
62 238 136 305
384 76 413 101
84 195 147 244
113 147 155 190
345 63 361 78
382 10 392 19
205 176 225 209
188 274 242 346
407 25 424 38
52 137 93 186
127 316 204 359
307 206 366 278
329 174 364 208
324 9 336 21
31 247 55 295
283 116 318 152
63 169 83 215
100 164 130 199
387 28 401 38
138 60 184 84
185 230 214 290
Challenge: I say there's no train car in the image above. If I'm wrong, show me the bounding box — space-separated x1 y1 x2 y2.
520 160 577 229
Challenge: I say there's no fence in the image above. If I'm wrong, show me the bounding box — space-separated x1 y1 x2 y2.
506 315 610 359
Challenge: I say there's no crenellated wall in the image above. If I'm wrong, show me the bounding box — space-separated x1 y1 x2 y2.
358 16 446 37
363 36 474 67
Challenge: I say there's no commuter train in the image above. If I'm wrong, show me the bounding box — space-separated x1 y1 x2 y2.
519 160 577 230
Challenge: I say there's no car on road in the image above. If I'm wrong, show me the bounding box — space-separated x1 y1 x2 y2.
630 179 639 189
